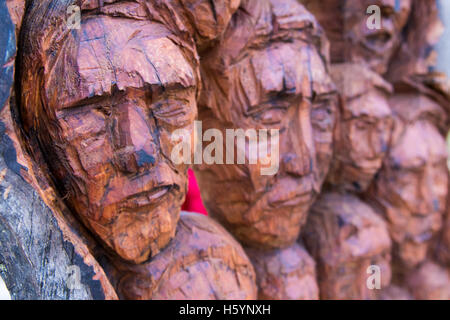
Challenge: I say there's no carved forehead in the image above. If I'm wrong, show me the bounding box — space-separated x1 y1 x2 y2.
331 64 392 118
45 16 196 108
389 93 446 123
311 193 390 253
236 41 334 101
216 0 325 65
389 120 447 167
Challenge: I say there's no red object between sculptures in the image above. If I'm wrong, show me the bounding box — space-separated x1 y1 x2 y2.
182 169 208 215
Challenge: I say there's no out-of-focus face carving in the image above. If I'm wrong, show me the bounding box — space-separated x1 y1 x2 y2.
301 0 412 73
344 0 412 73
303 192 392 300
370 94 448 269
245 243 319 300
405 261 450 300
103 212 257 300
31 17 197 264
196 0 337 249
328 64 393 192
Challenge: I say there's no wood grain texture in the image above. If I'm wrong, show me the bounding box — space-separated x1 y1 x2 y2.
379 285 413 300
303 192 392 300
0 0 117 300
301 0 412 75
102 212 257 300
405 261 450 300
368 90 448 271
245 243 319 300
194 0 337 250
326 63 393 193
15 0 241 265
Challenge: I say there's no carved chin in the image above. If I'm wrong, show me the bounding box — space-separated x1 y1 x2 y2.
108 204 180 264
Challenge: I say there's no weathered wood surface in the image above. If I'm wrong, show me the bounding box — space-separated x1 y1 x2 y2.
102 212 257 300
326 63 393 193
245 243 319 300
301 0 412 75
0 0 117 300
405 261 450 300
303 192 392 300
194 0 337 250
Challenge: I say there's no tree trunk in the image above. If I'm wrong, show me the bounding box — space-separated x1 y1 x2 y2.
0 0 117 300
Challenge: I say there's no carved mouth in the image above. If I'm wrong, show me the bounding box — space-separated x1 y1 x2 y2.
363 31 394 52
268 192 312 208
267 177 314 209
119 185 175 211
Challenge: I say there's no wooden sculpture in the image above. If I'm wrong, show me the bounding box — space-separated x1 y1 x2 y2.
245 243 319 300
436 181 450 266
405 261 450 300
0 0 118 300
326 63 393 192
13 0 257 301
379 285 413 300
101 212 257 300
301 0 412 74
303 192 392 300
368 88 448 270
17 0 204 265
195 0 337 250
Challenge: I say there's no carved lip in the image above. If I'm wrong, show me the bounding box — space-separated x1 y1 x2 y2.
362 30 394 53
268 192 311 208
267 177 313 208
118 185 175 210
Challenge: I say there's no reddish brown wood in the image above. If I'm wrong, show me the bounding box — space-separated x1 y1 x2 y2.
1 0 118 300
405 261 450 300
368 89 448 270
194 0 337 249
245 243 319 300
379 285 413 300
436 179 450 266
102 212 257 300
303 192 392 300
386 0 444 83
326 63 393 192
16 0 242 265
301 0 412 74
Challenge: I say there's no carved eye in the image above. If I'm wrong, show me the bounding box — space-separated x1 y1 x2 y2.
95 106 112 117
312 108 333 131
256 107 286 125
354 119 371 131
153 100 192 127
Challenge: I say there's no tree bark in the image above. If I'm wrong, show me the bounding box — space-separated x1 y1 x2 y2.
0 0 117 300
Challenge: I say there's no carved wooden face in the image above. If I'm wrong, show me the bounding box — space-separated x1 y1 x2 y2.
327 64 393 192
344 0 412 73
303 192 392 300
372 94 448 268
336 87 392 191
197 38 336 248
41 17 197 264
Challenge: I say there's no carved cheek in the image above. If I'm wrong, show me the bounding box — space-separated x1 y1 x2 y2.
76 135 114 177
346 121 371 162
59 113 113 178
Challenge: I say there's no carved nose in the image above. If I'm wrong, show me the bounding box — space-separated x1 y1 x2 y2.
282 151 311 177
111 104 157 174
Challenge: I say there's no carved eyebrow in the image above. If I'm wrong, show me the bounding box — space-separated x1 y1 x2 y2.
59 82 195 112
